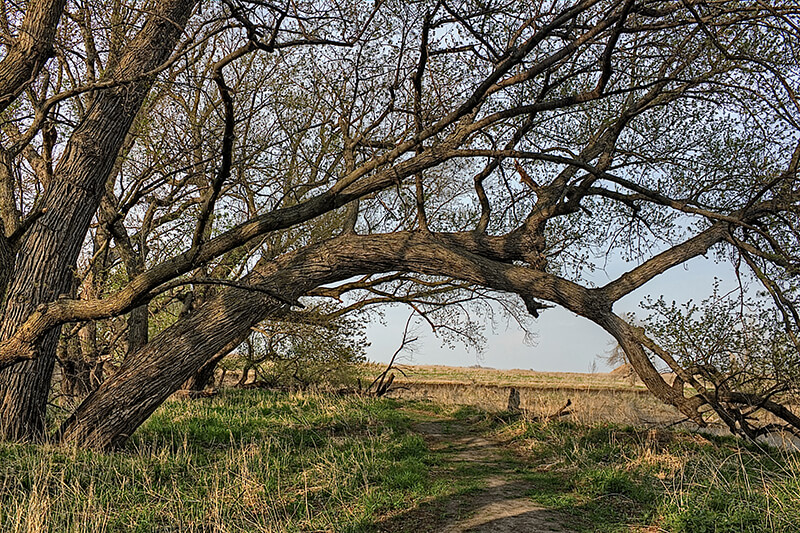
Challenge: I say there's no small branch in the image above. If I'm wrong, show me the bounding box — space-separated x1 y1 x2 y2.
149 277 304 309
190 44 244 254
412 12 432 232
7 206 47 247
368 312 416 396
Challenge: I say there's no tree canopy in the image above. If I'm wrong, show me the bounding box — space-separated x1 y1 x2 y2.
0 0 799 449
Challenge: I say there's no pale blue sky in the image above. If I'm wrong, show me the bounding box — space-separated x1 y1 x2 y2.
365 255 741 372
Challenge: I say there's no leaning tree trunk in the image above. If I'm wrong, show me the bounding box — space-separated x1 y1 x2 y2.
0 0 197 441
59 287 282 449
182 336 243 391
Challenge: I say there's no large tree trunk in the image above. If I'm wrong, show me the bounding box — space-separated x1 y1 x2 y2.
59 288 280 448
0 180 101 439
0 0 66 114
49 222 729 449
0 0 197 441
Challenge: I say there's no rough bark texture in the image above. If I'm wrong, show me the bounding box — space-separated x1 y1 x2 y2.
0 0 197 441
0 0 67 114
0 223 12 308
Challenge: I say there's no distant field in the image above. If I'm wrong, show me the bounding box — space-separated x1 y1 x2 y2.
377 363 649 391
365 364 689 428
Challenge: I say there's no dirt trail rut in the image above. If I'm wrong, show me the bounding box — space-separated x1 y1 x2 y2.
413 420 575 533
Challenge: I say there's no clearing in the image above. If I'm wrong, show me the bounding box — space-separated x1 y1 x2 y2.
2 380 799 531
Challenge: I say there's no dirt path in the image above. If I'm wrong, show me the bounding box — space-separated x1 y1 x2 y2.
410 419 576 533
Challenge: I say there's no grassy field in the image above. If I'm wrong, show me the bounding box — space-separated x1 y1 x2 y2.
1 382 799 532
1 390 464 532
380 364 649 391
493 414 800 532
373 364 688 428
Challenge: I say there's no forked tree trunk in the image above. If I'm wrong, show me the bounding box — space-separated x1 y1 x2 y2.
0 0 197 441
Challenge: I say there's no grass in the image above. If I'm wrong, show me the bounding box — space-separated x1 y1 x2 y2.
490 416 800 532
0 390 460 532
1 386 798 532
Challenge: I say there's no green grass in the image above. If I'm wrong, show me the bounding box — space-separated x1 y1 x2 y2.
1 391 798 532
493 418 800 532
0 390 454 532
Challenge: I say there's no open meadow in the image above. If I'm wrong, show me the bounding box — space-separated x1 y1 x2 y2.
380 364 680 428
2 366 799 532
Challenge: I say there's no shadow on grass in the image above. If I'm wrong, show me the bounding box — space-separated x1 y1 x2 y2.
365 467 584 532
362 417 577 533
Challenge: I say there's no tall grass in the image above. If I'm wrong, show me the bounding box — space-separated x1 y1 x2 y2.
3 388 797 532
492 416 800 532
0 390 445 532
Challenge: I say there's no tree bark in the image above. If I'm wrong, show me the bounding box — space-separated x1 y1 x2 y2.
0 0 197 441
0 0 67 114
183 355 222 391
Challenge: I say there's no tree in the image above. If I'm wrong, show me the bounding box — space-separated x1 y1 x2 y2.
228 309 368 390
1 0 799 449
0 0 197 440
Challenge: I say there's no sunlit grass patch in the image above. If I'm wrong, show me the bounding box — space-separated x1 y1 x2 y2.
0 390 447 532
495 418 800 532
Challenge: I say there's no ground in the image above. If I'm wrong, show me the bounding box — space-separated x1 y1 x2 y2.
2 371 799 531
404 416 573 532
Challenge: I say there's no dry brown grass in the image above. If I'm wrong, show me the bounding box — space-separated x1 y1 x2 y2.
379 364 686 427
382 363 652 390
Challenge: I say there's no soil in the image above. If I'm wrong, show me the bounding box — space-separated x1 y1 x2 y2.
376 416 577 533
